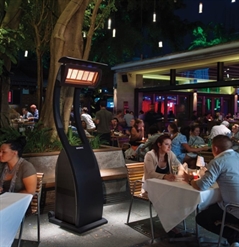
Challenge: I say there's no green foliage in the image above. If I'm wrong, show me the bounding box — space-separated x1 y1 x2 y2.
188 23 229 50
89 134 109 149
67 127 107 149
89 134 102 149
0 126 21 142
67 127 81 146
0 124 108 154
0 123 62 153
0 28 25 74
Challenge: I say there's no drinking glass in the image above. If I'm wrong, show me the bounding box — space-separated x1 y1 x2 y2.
171 163 179 175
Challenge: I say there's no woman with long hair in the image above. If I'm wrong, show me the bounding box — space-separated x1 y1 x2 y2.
144 134 182 181
129 119 144 146
0 136 37 194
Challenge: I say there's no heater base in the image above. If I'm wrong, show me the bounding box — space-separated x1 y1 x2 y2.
48 212 108 233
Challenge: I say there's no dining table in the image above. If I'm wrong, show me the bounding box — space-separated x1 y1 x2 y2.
111 133 129 147
0 192 33 247
144 178 221 233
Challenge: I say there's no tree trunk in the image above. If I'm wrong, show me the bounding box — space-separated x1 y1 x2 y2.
41 0 89 137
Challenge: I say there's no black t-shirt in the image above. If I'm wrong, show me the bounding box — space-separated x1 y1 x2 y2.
155 162 170 174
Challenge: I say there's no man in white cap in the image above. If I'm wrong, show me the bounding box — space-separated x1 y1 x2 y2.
209 120 231 139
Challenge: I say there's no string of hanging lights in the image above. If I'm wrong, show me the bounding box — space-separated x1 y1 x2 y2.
153 0 156 22
103 0 237 47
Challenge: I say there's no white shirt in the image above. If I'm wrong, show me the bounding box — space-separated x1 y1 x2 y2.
209 124 231 139
81 113 96 129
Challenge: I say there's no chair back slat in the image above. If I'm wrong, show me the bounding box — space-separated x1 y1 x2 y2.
126 163 144 195
31 172 44 214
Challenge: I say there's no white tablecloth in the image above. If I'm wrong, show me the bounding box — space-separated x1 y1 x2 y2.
145 178 221 232
0 192 33 247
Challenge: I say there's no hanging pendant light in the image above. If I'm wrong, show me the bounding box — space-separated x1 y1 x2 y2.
158 41 163 48
231 0 236 2
153 0 156 22
199 2 203 13
153 12 156 22
24 50 28 57
112 29 116 37
83 31 86 38
108 18 111 29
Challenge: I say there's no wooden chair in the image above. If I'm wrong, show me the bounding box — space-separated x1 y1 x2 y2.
17 172 44 247
125 163 155 243
217 203 239 247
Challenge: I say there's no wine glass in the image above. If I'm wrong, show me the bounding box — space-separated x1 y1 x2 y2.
171 163 179 175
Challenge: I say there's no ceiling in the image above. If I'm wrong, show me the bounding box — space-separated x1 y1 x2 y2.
112 42 239 85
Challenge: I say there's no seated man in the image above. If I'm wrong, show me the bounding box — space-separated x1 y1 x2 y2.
185 135 239 247
209 120 231 139
21 108 33 120
231 124 239 152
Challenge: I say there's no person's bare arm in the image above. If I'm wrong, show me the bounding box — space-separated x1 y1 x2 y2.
21 174 37 195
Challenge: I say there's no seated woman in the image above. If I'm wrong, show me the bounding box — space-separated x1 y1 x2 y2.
168 122 209 169
0 136 37 195
124 119 144 159
144 134 183 181
188 125 205 148
129 119 144 146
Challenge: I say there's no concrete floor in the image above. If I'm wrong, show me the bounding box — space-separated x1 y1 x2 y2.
13 197 229 247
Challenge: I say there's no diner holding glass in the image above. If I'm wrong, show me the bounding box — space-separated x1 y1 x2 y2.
143 134 189 237
143 134 184 181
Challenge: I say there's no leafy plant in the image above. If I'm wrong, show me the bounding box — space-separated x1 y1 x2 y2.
0 123 62 153
0 127 21 143
89 134 108 149
0 123 109 153
67 127 82 146
0 28 25 74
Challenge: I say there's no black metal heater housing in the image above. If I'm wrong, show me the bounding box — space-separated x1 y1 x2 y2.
48 57 108 233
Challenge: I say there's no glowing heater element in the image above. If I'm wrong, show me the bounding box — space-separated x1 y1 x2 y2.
65 69 99 86
199 2 203 13
58 57 105 88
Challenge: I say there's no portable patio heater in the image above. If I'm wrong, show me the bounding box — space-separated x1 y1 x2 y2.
48 57 108 233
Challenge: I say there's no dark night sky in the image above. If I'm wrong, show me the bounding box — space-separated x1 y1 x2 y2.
175 0 239 32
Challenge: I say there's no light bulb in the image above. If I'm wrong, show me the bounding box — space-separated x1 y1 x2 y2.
199 3 203 13
158 41 163 47
108 18 111 29
153 13 156 22
112 29 116 37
